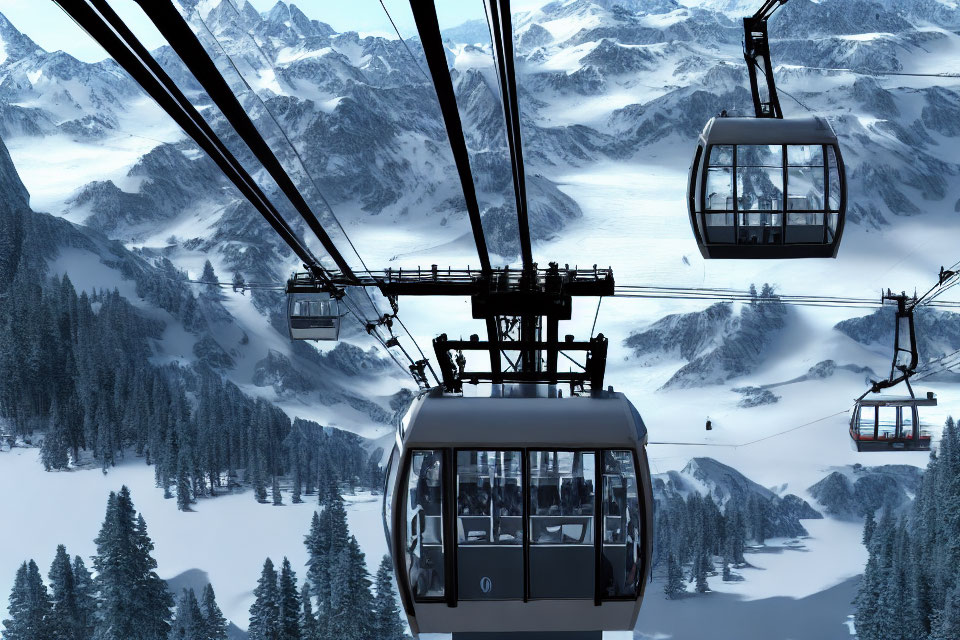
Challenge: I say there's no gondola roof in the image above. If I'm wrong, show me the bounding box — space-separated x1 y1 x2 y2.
402 387 648 448
857 395 938 406
699 115 838 145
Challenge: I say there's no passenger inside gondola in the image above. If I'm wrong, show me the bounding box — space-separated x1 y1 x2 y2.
407 450 445 599
602 451 641 597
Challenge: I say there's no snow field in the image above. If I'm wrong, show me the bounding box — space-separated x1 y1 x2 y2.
0 447 388 632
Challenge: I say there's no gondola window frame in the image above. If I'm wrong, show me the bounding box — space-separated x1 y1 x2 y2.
396 445 646 609
698 141 843 247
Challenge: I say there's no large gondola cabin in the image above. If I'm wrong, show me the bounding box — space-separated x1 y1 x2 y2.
382 386 653 639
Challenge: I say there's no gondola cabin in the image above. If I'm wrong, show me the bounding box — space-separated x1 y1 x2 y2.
382 386 653 639
850 393 937 452
286 292 340 341
688 116 846 259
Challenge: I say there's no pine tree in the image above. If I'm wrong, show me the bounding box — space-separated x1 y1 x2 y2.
299 582 318 640
176 445 193 511
2 560 52 640
71 557 96 640
277 558 301 640
327 537 373 640
863 509 877 546
252 454 268 504
92 486 173 640
303 511 328 628
201 260 218 285
931 580 960 640
664 553 684 599
47 545 82 640
248 558 280 640
41 402 70 471
201 583 228 640
272 475 283 506
372 556 404 640
694 548 710 594
231 272 245 293
171 588 204 640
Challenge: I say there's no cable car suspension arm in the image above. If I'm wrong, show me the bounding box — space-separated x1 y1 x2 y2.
744 0 788 118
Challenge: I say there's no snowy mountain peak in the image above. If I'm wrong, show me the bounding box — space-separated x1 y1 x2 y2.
0 11 42 65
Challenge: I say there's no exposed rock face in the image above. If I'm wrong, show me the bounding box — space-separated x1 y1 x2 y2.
253 349 315 394
808 464 924 519
69 144 225 235
834 306 960 377
317 342 392 377
624 295 788 389
733 386 780 408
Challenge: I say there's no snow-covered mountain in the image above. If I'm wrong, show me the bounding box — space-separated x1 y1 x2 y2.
808 462 923 519
2 0 960 633
654 456 822 538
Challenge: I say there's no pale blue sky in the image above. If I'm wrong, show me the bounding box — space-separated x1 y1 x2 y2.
0 0 547 63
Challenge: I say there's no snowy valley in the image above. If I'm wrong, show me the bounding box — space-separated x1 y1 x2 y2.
1 0 960 638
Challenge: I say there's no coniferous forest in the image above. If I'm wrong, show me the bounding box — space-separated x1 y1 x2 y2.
0 263 381 510
654 492 750 598
2 486 408 640
854 417 960 640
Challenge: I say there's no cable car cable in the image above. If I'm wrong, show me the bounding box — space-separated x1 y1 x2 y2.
131 0 359 283
648 409 850 448
788 65 960 79
376 0 431 82
590 296 603 339
187 3 439 384
484 0 534 270
53 0 334 290
407 0 493 275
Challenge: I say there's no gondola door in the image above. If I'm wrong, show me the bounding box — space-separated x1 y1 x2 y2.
456 450 524 600
528 450 597 599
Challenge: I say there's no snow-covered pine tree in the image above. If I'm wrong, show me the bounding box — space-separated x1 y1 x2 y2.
272 475 283 506
200 583 228 640
663 553 684 599
373 555 404 640
308 488 350 626
304 511 326 591
248 558 280 640
327 536 373 640
41 399 70 471
930 580 960 640
71 556 96 640
862 509 877 546
201 260 218 285
694 549 710 594
2 560 52 640
278 558 301 640
91 486 172 640
170 588 203 640
299 582 318 640
176 444 193 511
47 545 81 640
252 452 268 504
